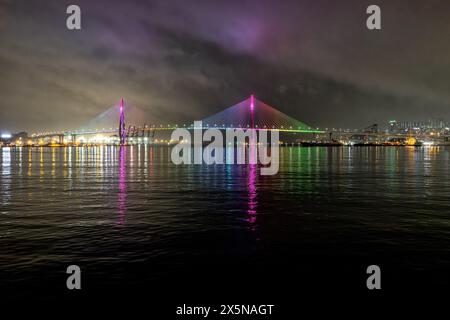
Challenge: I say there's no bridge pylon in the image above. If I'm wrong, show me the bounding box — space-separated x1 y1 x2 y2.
119 98 126 145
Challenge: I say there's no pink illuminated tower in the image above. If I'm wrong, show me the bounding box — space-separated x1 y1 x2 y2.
119 98 126 145
250 94 255 129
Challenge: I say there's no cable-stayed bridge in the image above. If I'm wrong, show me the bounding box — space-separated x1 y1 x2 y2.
30 96 324 145
201 95 318 132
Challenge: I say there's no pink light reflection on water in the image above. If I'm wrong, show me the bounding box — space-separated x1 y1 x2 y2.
247 144 258 227
117 146 127 225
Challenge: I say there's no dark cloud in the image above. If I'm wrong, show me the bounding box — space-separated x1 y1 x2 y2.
0 0 449 133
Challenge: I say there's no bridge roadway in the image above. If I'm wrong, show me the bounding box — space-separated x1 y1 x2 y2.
30 125 449 141
30 125 326 141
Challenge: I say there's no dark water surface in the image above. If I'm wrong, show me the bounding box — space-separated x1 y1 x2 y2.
1 146 449 303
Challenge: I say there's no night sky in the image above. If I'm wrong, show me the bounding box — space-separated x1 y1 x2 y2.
0 0 449 133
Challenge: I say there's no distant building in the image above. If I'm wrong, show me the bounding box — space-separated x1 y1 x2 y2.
387 118 448 133
0 131 28 146
388 120 398 133
429 117 446 129
397 121 426 131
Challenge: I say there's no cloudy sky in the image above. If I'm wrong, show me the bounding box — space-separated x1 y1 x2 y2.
0 0 449 132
